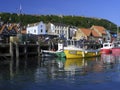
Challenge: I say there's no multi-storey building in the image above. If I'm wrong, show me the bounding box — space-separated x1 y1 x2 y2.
47 22 77 40
26 21 46 35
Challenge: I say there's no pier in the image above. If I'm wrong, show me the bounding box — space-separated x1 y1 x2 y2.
0 40 49 60
0 43 38 59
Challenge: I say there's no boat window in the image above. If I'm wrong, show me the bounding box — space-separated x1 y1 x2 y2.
104 45 108 47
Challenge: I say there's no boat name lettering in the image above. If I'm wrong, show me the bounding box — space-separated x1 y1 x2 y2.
69 51 77 54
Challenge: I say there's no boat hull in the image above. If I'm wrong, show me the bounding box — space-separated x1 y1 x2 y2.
84 51 100 57
64 49 100 59
41 50 57 57
100 42 113 54
41 50 65 58
64 50 83 59
100 49 112 54
112 48 120 56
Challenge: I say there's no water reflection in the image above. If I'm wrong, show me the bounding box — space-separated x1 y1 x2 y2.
101 54 115 64
101 54 116 70
64 58 85 71
1 55 120 89
0 55 119 80
0 55 116 79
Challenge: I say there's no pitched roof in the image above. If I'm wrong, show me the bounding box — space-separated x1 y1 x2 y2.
0 24 23 34
0 24 6 34
27 22 40 27
80 28 101 37
91 30 102 37
80 28 91 36
91 25 106 35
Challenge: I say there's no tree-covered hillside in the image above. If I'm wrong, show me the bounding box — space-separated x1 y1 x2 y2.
0 12 118 31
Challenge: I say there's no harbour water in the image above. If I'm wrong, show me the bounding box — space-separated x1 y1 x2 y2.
0 54 120 90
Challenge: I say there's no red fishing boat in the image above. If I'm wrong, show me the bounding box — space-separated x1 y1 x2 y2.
100 42 114 54
112 41 120 56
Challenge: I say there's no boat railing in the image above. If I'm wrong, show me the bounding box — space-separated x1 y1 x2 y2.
65 40 101 50
113 41 120 47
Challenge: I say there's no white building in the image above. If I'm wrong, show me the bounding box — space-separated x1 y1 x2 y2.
46 22 55 35
69 26 78 39
26 21 46 35
54 23 68 36
26 21 77 40
46 22 77 40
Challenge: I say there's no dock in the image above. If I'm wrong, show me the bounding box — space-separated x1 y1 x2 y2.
0 42 49 60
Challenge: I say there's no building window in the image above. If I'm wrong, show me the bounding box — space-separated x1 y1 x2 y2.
41 29 43 32
34 29 36 33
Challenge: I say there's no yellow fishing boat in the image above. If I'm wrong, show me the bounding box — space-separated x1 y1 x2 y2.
64 40 101 59
64 46 100 59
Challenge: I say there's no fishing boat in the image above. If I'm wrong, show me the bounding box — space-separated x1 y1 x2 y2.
41 50 65 58
41 40 66 58
112 40 120 56
111 26 120 56
64 40 101 59
100 42 113 54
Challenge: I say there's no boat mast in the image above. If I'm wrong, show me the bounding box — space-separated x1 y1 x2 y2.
117 25 119 39
18 4 22 34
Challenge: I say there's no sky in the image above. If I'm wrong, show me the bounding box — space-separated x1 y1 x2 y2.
0 0 120 26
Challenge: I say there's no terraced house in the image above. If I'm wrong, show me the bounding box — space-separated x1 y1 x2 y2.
73 25 108 41
46 22 77 40
90 25 107 40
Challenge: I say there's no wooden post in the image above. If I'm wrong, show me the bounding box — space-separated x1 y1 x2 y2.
37 41 40 57
15 42 19 73
24 42 28 58
15 42 19 60
10 42 13 60
37 41 41 66
9 57 14 79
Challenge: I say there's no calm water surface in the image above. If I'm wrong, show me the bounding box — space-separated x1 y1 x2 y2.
0 54 120 90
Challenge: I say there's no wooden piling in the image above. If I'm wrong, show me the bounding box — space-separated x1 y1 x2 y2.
15 42 19 60
24 42 28 58
15 42 19 71
10 42 13 60
37 41 41 57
